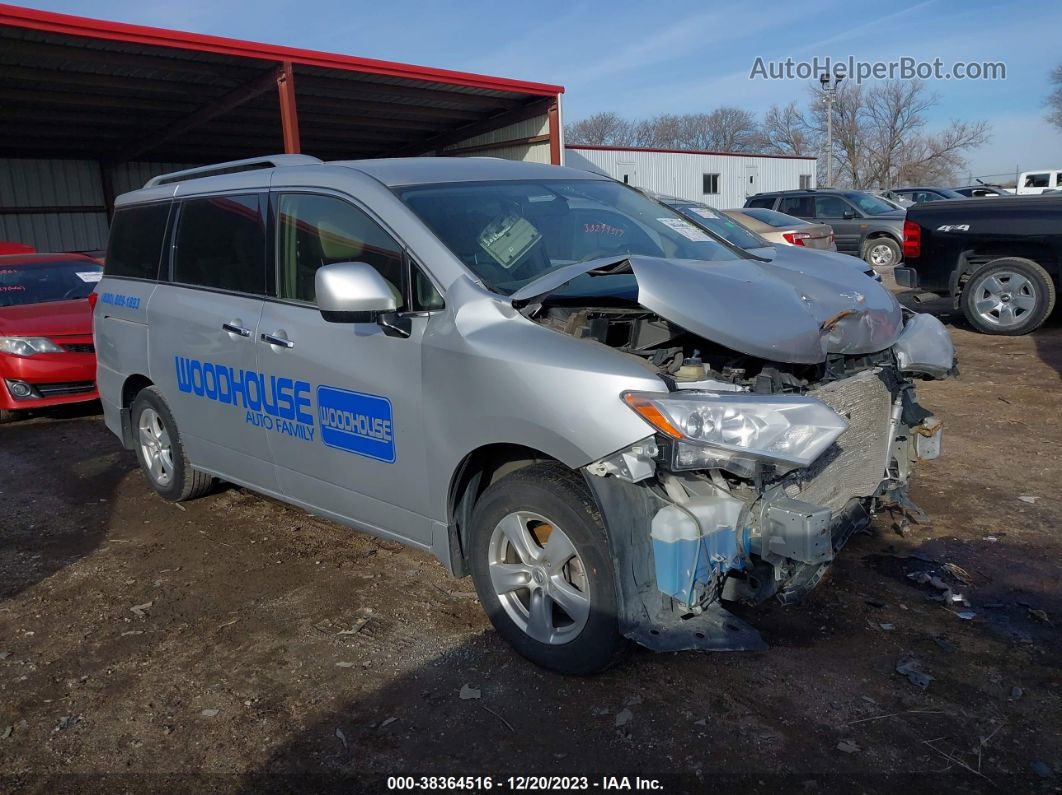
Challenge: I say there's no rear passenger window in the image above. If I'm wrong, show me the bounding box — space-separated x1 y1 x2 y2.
173 194 266 294
746 197 775 209
105 203 170 280
277 193 404 308
779 196 814 217
814 196 850 217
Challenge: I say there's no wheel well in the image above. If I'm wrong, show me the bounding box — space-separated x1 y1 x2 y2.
447 443 561 576
865 231 899 245
962 245 1058 277
119 374 154 447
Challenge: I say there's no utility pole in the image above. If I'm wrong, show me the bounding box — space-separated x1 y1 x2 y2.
819 71 844 187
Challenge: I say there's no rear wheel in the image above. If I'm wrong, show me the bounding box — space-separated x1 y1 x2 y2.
961 257 1056 335
467 463 627 675
130 387 213 501
863 236 900 268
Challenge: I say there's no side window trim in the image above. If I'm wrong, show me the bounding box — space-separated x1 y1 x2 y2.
169 191 269 297
269 188 445 314
105 199 174 282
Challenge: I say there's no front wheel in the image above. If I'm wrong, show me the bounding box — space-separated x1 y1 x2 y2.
467 463 628 675
863 237 900 268
130 386 213 501
961 257 1056 335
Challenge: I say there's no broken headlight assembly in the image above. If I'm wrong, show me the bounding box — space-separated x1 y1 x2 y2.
622 390 848 476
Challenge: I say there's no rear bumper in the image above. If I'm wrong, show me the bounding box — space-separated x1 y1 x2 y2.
0 352 99 411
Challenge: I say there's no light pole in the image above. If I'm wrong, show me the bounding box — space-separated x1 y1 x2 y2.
819 71 844 187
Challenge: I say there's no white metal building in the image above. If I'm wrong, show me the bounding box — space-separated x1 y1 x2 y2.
565 145 816 208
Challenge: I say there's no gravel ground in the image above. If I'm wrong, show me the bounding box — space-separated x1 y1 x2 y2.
1 281 1060 793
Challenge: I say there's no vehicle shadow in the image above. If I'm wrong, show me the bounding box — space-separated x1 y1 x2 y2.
0 404 132 601
235 510 1061 793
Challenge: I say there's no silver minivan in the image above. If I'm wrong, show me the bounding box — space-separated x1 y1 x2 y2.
95 155 954 674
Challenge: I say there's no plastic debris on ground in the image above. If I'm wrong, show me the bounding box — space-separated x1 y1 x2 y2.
896 656 933 689
459 684 481 700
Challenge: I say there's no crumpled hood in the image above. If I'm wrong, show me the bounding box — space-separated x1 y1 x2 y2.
511 255 902 364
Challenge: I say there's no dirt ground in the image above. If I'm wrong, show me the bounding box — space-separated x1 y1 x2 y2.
1 281 1060 793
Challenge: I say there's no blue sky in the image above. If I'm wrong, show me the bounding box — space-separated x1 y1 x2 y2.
21 0 1062 179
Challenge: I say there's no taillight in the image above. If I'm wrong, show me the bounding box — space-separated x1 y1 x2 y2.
88 291 99 311
903 220 921 258
782 231 811 246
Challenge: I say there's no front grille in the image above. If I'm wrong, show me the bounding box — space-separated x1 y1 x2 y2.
34 381 95 397
784 369 894 514
62 343 94 353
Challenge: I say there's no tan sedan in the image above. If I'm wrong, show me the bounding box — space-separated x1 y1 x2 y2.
723 208 836 251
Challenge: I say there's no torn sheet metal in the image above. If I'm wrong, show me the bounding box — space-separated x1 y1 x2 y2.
512 254 902 364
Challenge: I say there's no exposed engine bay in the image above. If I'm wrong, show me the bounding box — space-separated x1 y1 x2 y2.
524 285 955 652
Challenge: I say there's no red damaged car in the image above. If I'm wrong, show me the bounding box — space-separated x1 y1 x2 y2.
0 253 102 422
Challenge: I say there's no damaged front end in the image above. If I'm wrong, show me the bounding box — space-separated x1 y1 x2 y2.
519 256 956 652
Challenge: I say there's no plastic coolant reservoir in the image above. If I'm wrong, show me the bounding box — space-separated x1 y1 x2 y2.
650 496 747 605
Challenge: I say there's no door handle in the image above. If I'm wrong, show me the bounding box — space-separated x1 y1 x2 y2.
222 321 251 338
260 331 295 349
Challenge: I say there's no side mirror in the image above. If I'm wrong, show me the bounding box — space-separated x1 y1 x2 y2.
842 210 856 220
315 261 398 322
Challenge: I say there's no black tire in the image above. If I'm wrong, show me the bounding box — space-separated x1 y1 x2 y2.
467 462 628 675
862 236 901 268
961 257 1056 335
0 409 21 424
130 386 213 502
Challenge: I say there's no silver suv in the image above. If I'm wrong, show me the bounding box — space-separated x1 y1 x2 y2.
94 155 954 674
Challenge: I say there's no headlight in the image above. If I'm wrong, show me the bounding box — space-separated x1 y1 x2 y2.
0 336 65 355
622 390 848 470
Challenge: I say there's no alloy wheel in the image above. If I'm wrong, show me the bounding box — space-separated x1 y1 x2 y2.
138 407 175 487
972 270 1038 328
487 511 591 645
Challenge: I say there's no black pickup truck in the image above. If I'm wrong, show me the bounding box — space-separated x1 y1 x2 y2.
896 195 1062 335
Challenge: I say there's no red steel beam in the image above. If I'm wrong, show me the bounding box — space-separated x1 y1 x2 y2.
0 3 564 97
276 61 301 154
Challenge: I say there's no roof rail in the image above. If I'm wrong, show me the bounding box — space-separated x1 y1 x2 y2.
144 155 323 188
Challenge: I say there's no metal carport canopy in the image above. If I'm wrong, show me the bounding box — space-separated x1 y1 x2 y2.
0 3 565 165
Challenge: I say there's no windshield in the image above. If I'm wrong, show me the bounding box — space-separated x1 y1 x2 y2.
849 193 898 215
0 260 102 308
736 207 812 229
397 180 746 294
672 203 769 249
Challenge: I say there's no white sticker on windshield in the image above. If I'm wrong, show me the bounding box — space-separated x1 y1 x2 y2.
657 217 713 242
688 206 720 220
76 271 103 283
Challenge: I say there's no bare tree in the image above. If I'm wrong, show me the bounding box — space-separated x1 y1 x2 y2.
565 82 987 188
759 102 813 156
1048 64 1062 131
805 80 989 188
564 112 633 146
568 108 762 152
677 107 760 151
